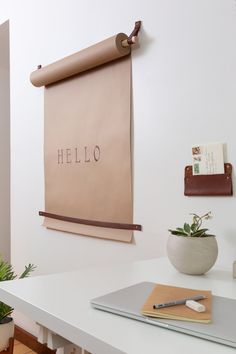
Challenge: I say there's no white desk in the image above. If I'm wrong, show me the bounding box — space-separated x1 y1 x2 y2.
0 258 235 354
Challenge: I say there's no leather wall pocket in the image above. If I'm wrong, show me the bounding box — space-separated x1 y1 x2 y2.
184 163 233 196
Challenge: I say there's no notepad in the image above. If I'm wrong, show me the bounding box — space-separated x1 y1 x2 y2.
141 284 212 323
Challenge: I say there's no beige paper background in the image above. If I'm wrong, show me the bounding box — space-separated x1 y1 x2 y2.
43 55 133 242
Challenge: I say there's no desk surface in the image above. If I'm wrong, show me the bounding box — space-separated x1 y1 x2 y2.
0 258 235 354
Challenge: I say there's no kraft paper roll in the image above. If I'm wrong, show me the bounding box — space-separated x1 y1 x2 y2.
30 33 130 87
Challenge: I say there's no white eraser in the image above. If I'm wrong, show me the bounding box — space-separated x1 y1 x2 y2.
185 300 206 312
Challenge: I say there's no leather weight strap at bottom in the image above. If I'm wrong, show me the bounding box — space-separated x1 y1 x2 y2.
39 211 142 231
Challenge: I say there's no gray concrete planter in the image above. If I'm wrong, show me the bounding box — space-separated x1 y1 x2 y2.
0 317 14 351
167 235 218 275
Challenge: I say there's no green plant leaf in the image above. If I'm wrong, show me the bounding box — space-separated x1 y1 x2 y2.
19 264 36 279
0 255 36 322
184 223 191 234
193 233 215 238
192 228 209 237
0 260 16 281
176 227 185 232
0 302 13 323
190 223 197 232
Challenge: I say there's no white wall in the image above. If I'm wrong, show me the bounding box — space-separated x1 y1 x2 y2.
0 20 10 262
0 0 236 285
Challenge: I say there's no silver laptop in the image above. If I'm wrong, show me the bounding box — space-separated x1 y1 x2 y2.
91 282 236 348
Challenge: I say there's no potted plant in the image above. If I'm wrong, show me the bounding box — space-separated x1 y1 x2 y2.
0 256 36 351
167 212 218 275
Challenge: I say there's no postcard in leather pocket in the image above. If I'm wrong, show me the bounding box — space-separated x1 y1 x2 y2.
184 163 233 196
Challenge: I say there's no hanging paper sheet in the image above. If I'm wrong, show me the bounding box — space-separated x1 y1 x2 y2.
31 33 141 242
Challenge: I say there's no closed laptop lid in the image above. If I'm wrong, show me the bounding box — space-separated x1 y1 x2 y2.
91 282 236 348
